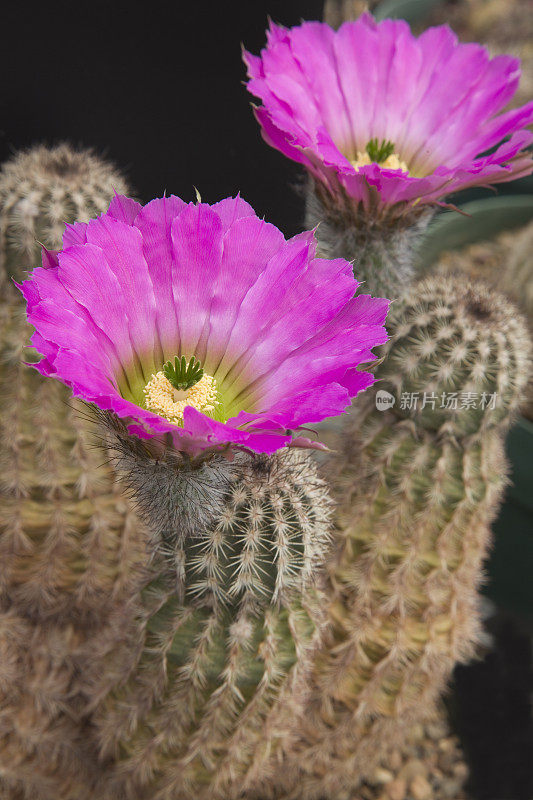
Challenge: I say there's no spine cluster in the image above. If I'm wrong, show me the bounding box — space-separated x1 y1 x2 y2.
266 275 530 799
89 435 331 798
0 143 128 281
0 146 143 798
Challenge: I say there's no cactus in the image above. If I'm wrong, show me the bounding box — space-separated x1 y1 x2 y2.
0 146 145 798
0 289 331 799
0 143 128 282
323 0 380 28
85 423 331 799
435 222 533 417
1 142 528 800
0 143 140 621
254 275 531 799
0 284 149 798
376 275 530 436
0 286 147 620
353 711 470 800
305 182 433 298
435 221 533 328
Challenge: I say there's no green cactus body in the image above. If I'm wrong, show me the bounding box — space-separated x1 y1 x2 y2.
0 288 149 797
436 220 533 417
0 289 146 620
0 146 146 798
0 143 140 622
376 277 530 436
264 276 531 799
0 144 128 282
89 434 331 800
500 221 533 418
2 141 527 800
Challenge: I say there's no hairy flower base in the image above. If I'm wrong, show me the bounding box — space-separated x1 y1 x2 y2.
305 180 435 297
309 178 432 231
144 369 220 425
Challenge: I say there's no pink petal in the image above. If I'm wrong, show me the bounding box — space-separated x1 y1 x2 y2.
20 192 390 457
246 16 533 210
85 215 160 373
63 221 88 247
133 195 186 354
169 202 224 357
107 194 143 224
202 213 286 372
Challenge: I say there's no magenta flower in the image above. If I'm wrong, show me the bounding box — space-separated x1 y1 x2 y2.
244 14 533 216
19 194 389 457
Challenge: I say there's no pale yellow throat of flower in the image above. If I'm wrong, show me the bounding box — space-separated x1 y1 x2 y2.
144 370 219 423
351 151 409 173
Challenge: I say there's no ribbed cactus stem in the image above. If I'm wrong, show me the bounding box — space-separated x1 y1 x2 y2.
88 423 332 798
305 181 433 298
264 275 531 800
0 302 147 626
0 145 144 797
0 281 150 798
0 142 138 621
435 219 533 417
378 277 531 436
0 143 129 281
105 420 330 602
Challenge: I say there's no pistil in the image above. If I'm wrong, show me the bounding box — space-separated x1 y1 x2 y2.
351 137 409 173
143 356 220 423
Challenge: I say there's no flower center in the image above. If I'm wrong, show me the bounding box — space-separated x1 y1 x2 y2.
351 138 409 173
143 356 220 424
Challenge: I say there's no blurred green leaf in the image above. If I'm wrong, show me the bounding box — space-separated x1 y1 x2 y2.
505 417 533 512
374 0 444 23
488 417 533 617
418 195 533 270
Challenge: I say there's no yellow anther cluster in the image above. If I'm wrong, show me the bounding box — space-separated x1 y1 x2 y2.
351 151 409 173
144 370 219 423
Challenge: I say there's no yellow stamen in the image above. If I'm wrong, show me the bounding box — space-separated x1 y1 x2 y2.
144 369 219 423
351 150 409 173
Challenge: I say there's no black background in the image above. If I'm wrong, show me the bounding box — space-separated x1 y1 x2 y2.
0 1 324 237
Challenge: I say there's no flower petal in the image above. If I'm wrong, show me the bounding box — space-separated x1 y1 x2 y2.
169 202 224 357
20 193 389 457
246 15 533 212
133 195 186 353
85 215 160 373
203 213 286 372
107 194 143 224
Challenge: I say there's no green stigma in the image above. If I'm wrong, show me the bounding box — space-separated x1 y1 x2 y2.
163 355 204 390
365 137 396 164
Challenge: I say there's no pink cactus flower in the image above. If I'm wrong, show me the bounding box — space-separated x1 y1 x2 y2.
19 194 389 457
244 14 533 218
